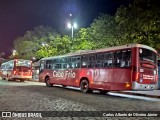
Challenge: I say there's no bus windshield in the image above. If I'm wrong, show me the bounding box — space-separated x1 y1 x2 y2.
16 60 32 67
139 48 156 64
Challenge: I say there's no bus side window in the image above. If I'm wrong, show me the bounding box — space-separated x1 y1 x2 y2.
104 53 113 67
81 55 88 68
75 62 80 68
75 56 81 68
45 60 49 69
55 64 61 69
67 56 81 69
70 57 75 68
114 50 131 67
1 65 4 70
45 60 52 69
114 51 122 67
88 55 96 68
69 63 75 68
49 60 53 69
52 64 56 69
96 53 104 68
61 63 67 69
122 50 131 67
8 61 13 70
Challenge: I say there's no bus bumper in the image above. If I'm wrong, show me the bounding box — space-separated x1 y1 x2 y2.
12 75 32 79
132 81 157 90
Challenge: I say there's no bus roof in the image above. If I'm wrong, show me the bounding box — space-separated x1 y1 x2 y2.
1 59 31 65
41 44 157 60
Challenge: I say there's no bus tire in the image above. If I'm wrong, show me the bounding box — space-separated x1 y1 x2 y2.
45 77 53 87
80 79 92 93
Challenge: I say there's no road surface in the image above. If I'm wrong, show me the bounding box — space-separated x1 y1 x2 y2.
0 80 159 120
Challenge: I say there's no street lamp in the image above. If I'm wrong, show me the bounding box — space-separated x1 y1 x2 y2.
12 49 18 56
41 42 48 47
67 22 77 40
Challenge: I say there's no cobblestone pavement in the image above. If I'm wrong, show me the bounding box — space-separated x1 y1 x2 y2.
0 80 160 120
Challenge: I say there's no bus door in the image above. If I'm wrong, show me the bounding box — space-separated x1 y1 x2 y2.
138 48 157 88
39 60 46 82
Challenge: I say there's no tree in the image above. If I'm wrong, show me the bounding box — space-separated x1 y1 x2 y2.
13 37 38 59
49 35 72 55
36 45 57 58
72 28 96 51
13 26 62 59
88 14 125 49
115 0 160 50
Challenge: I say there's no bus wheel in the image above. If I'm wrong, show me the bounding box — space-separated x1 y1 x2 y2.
80 79 92 93
99 90 108 95
45 77 53 87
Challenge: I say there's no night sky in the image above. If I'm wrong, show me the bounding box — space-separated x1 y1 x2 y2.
0 0 132 57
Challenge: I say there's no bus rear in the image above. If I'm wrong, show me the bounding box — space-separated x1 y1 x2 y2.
132 46 158 90
12 59 32 81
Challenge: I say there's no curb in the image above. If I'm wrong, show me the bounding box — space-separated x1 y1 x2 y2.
111 91 160 99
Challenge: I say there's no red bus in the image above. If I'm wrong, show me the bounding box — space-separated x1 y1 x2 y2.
0 59 32 81
39 44 158 93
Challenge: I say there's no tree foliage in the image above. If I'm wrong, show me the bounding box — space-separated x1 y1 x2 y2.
72 28 96 51
115 0 160 50
14 26 63 60
88 14 125 48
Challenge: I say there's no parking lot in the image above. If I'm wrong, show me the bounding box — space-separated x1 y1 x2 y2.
0 80 160 120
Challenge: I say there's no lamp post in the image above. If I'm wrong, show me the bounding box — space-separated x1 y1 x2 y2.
67 23 77 40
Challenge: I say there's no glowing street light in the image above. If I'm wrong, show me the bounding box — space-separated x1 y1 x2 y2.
73 23 77 29
42 42 48 47
12 49 18 56
67 22 77 40
69 13 72 17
